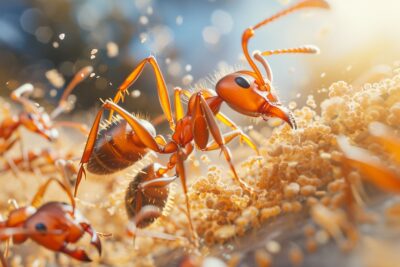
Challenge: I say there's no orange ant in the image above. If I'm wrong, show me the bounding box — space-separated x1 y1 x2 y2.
74 0 330 242
338 122 400 194
0 176 101 266
0 66 92 156
0 148 76 178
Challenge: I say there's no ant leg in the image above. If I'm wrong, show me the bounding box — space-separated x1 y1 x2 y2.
215 113 259 155
0 137 19 156
369 122 400 163
109 56 174 130
242 0 329 84
195 94 254 192
59 244 92 262
102 101 161 152
10 84 38 113
204 130 251 151
128 206 183 249
31 177 75 211
179 88 259 154
0 248 8 267
175 149 198 246
79 222 101 256
138 176 177 190
337 136 400 194
74 108 104 196
51 66 93 119
173 87 185 122
53 121 89 135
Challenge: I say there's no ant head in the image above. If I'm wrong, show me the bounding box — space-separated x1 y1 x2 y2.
215 72 296 129
25 203 83 249
20 111 58 141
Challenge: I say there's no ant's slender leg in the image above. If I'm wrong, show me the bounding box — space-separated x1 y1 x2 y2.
179 88 259 154
0 249 8 267
74 108 104 196
51 66 93 119
10 84 38 113
31 177 75 211
195 94 254 192
173 87 185 122
338 136 400 194
53 121 89 135
215 113 259 155
108 56 174 130
59 244 91 262
128 205 184 249
175 147 198 246
102 101 162 152
0 137 19 156
369 122 400 163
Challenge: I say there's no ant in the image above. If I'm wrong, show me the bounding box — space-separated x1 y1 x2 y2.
338 122 400 194
74 0 330 243
0 176 101 266
0 66 92 156
0 148 76 177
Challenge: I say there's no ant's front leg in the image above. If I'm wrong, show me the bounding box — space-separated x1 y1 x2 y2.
193 93 255 193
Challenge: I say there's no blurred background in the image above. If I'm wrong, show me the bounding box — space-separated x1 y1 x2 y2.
1 0 400 126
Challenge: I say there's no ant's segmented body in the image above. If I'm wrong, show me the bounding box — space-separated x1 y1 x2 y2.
0 66 92 156
0 177 101 266
74 0 330 243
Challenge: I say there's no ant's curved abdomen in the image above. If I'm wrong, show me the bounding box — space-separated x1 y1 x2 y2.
87 120 149 174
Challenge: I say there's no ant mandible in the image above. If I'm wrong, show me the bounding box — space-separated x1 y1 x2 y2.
0 176 101 266
74 0 330 242
0 66 92 156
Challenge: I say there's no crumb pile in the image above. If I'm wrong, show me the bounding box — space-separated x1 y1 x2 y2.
1 65 400 266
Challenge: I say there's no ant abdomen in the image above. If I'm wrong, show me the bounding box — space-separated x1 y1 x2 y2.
87 120 150 174
125 163 171 228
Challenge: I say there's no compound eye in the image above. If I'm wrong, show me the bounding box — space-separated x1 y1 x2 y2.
35 223 47 232
234 76 251 88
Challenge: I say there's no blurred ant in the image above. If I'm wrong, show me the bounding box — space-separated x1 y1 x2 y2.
74 0 329 243
0 66 92 156
0 175 101 266
0 148 76 179
338 122 400 194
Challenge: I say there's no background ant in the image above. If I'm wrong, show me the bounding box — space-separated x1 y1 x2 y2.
0 66 92 156
74 0 330 243
0 176 101 266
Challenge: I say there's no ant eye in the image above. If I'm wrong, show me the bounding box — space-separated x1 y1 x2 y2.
35 223 47 232
234 76 251 88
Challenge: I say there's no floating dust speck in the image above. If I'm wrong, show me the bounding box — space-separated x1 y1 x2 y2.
45 69 65 88
131 90 141 98
176 16 183 25
139 15 149 25
106 42 119 58
182 74 193 86
320 72 326 78
58 33 65 40
52 41 59 48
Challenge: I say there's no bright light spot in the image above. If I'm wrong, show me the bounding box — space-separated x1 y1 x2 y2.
211 10 233 34
58 33 65 40
176 16 183 25
106 42 119 58
202 26 220 45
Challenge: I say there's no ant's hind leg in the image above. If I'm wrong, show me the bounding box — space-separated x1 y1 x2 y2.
109 56 174 130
